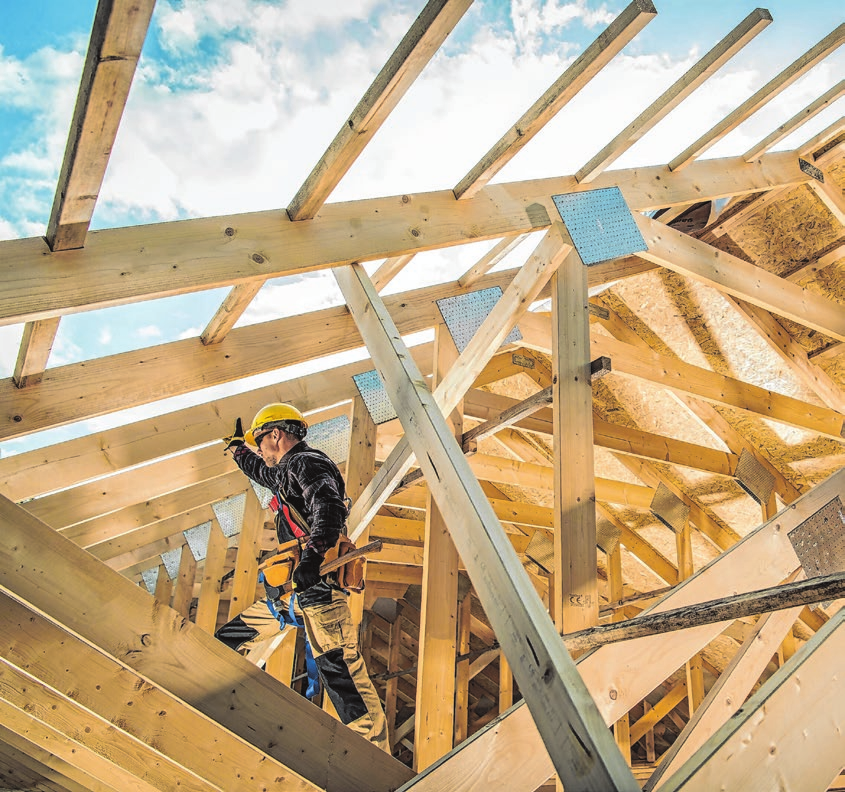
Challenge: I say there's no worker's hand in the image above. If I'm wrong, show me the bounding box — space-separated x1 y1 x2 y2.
223 417 245 451
292 549 323 592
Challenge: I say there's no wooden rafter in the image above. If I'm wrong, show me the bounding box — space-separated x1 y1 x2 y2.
669 24 845 170
453 0 657 199
577 8 772 182
287 0 472 221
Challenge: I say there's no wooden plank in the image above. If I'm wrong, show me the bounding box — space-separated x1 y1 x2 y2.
287 0 471 220
0 342 431 501
0 592 319 791
415 324 461 770
453 0 657 199
645 604 802 789
404 468 844 792
200 280 263 345
669 24 845 170
153 562 172 607
458 235 531 288
659 608 845 792
608 546 632 766
0 150 811 327
808 174 845 226
227 491 263 620
171 543 198 619
194 521 228 634
372 253 416 292
0 493 414 792
784 235 845 283
335 262 639 791
454 594 472 745
552 248 598 631
629 682 687 743
743 79 845 161
13 318 60 388
635 212 845 342
347 227 570 541
577 8 772 182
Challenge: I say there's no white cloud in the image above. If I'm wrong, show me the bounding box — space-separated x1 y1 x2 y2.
136 325 163 338
98 327 112 345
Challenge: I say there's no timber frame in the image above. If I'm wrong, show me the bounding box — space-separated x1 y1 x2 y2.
0 2 844 790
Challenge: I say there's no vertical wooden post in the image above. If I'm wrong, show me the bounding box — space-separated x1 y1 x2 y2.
551 248 599 633
498 651 513 713
644 700 656 763
227 491 263 621
454 592 472 745
385 608 404 750
265 628 297 686
153 562 172 606
171 543 197 619
195 520 228 634
608 545 631 765
676 519 704 713
415 323 461 771
346 396 377 632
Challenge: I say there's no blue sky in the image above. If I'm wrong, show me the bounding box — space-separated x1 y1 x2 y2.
0 0 842 456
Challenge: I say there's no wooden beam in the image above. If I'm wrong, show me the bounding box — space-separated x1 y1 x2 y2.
347 227 571 541
458 234 531 288
743 78 845 161
562 572 845 654
0 151 810 327
577 8 772 182
372 253 416 292
0 493 413 792
415 324 461 770
807 173 845 225
784 235 845 283
194 520 229 634
287 0 471 220
659 608 845 792
552 247 598 631
635 212 845 342
227 491 263 620
403 468 845 792
200 280 264 345
669 24 845 170
453 0 657 199
645 603 803 789
629 681 688 743
335 262 639 790
0 342 431 500
13 318 60 388
171 543 198 619
0 591 319 792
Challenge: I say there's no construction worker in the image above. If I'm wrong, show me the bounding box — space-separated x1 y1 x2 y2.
223 403 389 751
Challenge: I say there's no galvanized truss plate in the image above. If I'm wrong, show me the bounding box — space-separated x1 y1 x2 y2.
650 482 690 534
436 286 522 354
788 496 845 579
526 530 554 574
160 547 182 580
183 520 212 562
352 369 398 425
551 187 647 265
596 518 622 555
309 414 351 463
249 480 274 510
734 448 776 505
140 566 159 594
798 158 824 183
212 492 246 538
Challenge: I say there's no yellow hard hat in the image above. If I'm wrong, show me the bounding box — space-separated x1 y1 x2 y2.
245 403 308 445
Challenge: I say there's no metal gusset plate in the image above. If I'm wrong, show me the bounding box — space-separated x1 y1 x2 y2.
551 186 647 265
309 414 351 463
526 530 555 573
650 482 690 534
788 496 845 579
160 547 183 580
352 369 398 425
798 158 824 182
212 492 246 538
734 448 776 505
596 518 622 555
436 286 522 354
250 480 274 510
183 520 213 561
140 566 159 594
